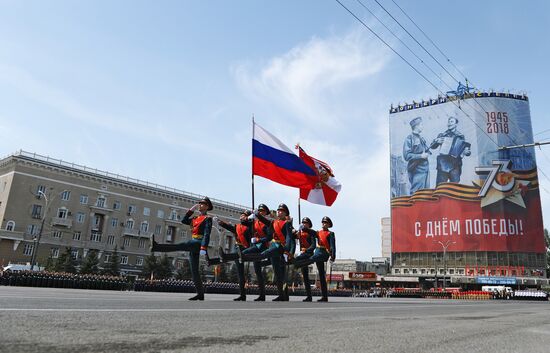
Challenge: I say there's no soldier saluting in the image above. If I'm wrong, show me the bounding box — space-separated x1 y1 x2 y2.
150 196 213 301
217 210 253 301
294 216 335 302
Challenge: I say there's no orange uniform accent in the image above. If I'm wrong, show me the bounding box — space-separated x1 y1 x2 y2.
272 220 287 246
317 230 331 252
235 224 250 247
192 215 208 238
299 230 312 249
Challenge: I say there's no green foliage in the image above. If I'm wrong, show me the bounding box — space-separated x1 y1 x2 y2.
80 250 100 274
175 259 192 280
59 247 77 273
228 263 239 283
155 254 174 279
102 245 120 276
44 256 56 272
143 253 158 278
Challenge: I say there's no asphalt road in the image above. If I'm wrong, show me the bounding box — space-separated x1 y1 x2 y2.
1 287 549 353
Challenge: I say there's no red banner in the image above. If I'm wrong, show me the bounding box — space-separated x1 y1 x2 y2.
326 274 344 281
349 272 377 281
392 190 545 253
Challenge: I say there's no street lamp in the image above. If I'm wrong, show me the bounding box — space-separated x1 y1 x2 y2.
435 240 456 290
30 190 49 270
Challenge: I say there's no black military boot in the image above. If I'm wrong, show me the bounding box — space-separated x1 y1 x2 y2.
188 294 204 301
254 295 265 301
303 296 312 302
317 297 328 302
233 295 246 301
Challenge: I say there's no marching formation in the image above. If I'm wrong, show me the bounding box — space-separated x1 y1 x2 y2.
150 197 336 302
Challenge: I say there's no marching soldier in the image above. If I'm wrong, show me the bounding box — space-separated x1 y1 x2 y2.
217 210 253 301
150 196 213 301
239 203 271 301
242 203 294 301
294 217 316 302
294 216 336 302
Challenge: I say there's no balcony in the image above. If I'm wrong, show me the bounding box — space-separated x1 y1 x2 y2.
123 228 139 237
51 217 73 228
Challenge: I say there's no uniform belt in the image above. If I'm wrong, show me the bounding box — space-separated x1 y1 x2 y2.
192 234 203 240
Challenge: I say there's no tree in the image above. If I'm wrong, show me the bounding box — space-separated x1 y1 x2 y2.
59 247 76 273
228 263 239 283
102 245 120 276
175 259 192 280
143 254 159 278
44 256 56 272
80 250 100 274
156 254 174 279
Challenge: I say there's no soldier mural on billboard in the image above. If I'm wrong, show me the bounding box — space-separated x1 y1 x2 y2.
430 116 471 185
403 116 430 194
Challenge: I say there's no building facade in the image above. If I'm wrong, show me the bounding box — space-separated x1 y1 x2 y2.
381 217 391 259
0 151 247 277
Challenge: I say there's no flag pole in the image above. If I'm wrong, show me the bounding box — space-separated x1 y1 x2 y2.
296 142 301 222
251 114 255 211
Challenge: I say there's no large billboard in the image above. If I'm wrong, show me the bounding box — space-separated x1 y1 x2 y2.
389 93 545 253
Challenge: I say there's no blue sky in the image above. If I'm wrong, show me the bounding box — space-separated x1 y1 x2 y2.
1 0 549 260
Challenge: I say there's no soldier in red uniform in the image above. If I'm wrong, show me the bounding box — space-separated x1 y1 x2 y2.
294 217 316 302
239 204 271 301
217 210 253 301
294 216 336 302
241 203 294 301
150 197 213 301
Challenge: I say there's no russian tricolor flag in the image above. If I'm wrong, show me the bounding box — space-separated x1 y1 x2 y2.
253 122 317 189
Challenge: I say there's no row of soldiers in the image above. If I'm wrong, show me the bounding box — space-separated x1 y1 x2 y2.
151 196 336 302
0 270 129 290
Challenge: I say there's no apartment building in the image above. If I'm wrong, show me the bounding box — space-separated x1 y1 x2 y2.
0 151 247 276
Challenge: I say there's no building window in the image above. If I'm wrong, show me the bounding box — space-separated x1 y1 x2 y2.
61 190 71 201
80 194 89 204
51 247 60 258
157 209 164 219
113 201 121 210
27 224 38 235
57 208 68 219
138 238 145 248
128 205 136 214
6 220 15 231
169 210 178 221
120 255 128 265
73 231 81 240
143 207 150 216
83 249 89 258
96 196 106 208
31 204 42 219
92 215 102 229
90 232 102 242
77 212 85 223
140 221 149 233
166 226 174 242
52 231 62 239
36 185 46 197
104 254 111 263
23 243 34 256
111 218 118 227
155 224 162 235
136 256 144 266
123 237 130 247
71 249 79 260
126 219 134 230
107 235 115 245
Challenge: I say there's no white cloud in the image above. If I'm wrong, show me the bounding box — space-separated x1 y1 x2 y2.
233 28 391 127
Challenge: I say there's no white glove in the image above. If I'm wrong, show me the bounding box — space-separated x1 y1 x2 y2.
213 216 219 223
298 224 304 231
190 204 199 212
199 249 207 256
251 237 258 244
283 254 288 262
247 213 256 220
